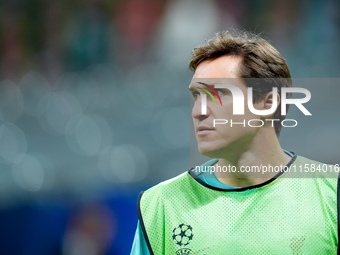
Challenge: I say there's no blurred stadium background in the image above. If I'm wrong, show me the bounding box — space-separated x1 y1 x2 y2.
0 0 339 254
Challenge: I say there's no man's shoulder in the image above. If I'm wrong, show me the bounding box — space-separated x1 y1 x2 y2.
141 171 191 199
292 154 339 185
294 154 338 170
138 171 194 214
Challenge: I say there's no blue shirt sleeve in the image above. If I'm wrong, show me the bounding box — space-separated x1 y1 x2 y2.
130 220 151 255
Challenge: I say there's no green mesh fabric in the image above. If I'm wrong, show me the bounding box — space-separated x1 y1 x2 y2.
139 156 338 254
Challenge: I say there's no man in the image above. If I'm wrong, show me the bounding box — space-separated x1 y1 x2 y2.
130 31 338 254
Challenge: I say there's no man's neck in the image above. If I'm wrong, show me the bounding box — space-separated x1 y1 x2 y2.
213 129 292 187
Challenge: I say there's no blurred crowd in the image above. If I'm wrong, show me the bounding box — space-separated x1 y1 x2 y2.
0 0 340 254
1 0 339 81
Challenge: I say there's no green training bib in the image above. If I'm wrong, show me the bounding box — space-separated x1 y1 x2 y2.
138 155 338 254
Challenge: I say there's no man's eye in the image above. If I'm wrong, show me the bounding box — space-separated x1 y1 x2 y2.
215 89 230 97
215 90 223 96
192 91 200 99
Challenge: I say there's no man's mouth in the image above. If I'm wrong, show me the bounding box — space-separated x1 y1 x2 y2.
196 126 214 135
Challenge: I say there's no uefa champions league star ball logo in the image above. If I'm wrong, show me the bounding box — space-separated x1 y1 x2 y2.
172 224 194 246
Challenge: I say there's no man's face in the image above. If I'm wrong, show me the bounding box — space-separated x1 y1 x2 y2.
189 55 262 158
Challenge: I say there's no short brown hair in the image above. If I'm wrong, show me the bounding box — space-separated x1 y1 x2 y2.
189 31 292 136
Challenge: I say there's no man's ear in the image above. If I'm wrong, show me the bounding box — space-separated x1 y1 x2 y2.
263 91 280 110
257 91 280 118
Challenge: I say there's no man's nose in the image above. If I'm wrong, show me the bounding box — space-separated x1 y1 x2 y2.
192 94 209 120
